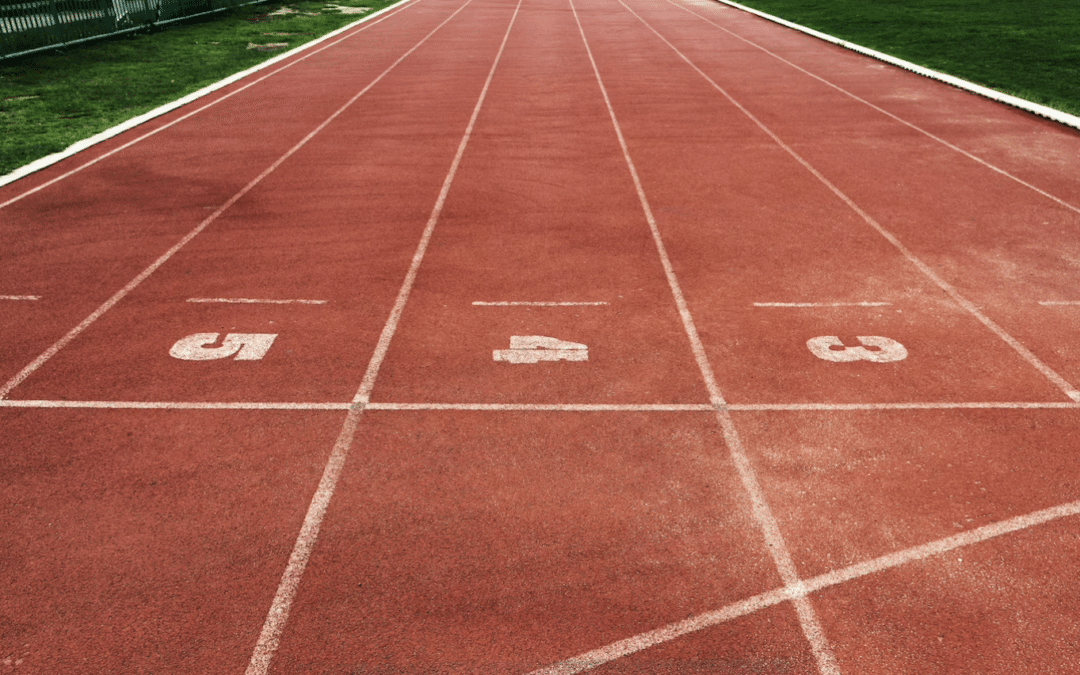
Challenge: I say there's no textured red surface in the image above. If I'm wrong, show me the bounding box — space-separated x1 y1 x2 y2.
3 0 1080 671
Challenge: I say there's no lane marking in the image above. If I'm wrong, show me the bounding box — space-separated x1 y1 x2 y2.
187 297 327 305
473 301 608 306
1 400 1077 411
169 333 277 361
807 335 908 363
493 335 588 364
244 2 523 672
623 0 1080 404
529 497 1080 674
366 403 712 411
0 1 455 402
0 295 41 301
0 400 349 410
0 0 419 197
571 3 840 673
1038 301 1080 306
664 0 1080 219
754 302 889 307
728 401 1080 411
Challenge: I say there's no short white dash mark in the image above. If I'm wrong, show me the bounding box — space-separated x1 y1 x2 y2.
1 295 41 301
473 301 608 306
187 298 327 305
754 302 890 307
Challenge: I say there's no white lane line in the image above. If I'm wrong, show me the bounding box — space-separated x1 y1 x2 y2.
187 297 328 305
244 2 523 672
665 0 1080 219
571 3 840 673
0 295 41 301
0 3 452 402
472 301 609 306
0 400 349 410
0 0 418 198
529 497 1080 675
366 402 714 411
1038 301 1080 306
753 302 890 307
625 1 1080 405
2 399 1076 411
729 401 1080 411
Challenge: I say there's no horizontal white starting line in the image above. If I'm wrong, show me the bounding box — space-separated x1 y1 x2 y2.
472 301 609 306
753 302 890 307
2 400 1079 411
187 297 327 305
1 295 41 301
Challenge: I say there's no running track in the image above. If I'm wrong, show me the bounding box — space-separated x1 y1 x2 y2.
3 0 1080 671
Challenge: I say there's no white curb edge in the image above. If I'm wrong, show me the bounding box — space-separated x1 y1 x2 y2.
713 0 1080 132
0 0 412 189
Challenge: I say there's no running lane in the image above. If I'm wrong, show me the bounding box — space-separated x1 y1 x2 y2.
1 0 524 403
262 0 808 672
0 0 465 394
569 0 1080 671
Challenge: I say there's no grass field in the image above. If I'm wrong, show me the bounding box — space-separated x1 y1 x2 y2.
0 0 398 176
730 0 1080 118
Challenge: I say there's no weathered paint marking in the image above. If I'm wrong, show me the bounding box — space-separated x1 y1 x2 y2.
169 333 277 361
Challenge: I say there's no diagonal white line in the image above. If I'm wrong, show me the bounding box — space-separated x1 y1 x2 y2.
665 0 1080 219
528 497 1080 674
243 1 524 672
570 2 839 672
622 0 1080 404
0 2 452 402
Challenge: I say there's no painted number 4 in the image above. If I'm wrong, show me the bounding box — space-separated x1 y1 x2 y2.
170 333 277 361
493 335 588 364
807 335 907 363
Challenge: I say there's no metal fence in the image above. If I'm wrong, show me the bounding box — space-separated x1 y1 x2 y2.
1 0 258 59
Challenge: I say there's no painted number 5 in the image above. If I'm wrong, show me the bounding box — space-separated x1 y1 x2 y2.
170 333 277 361
807 335 907 363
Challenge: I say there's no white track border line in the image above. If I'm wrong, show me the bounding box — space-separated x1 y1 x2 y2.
243 1 522 671
621 0 1080 405
707 0 1080 132
664 0 1080 221
0 0 417 199
529 497 1080 674
570 2 840 672
3 399 1080 411
0 0 470 402
0 295 41 300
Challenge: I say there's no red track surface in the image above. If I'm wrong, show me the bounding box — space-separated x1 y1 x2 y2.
3 0 1080 671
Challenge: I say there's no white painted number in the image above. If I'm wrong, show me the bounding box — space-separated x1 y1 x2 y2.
493 335 588 364
170 333 277 361
807 335 907 363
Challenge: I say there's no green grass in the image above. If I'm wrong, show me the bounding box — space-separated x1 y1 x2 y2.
728 0 1080 118
0 0 399 176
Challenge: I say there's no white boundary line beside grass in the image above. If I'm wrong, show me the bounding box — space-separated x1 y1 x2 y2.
0 0 412 189
712 0 1080 132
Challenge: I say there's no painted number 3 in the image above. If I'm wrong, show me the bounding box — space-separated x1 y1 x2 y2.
807 336 907 363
